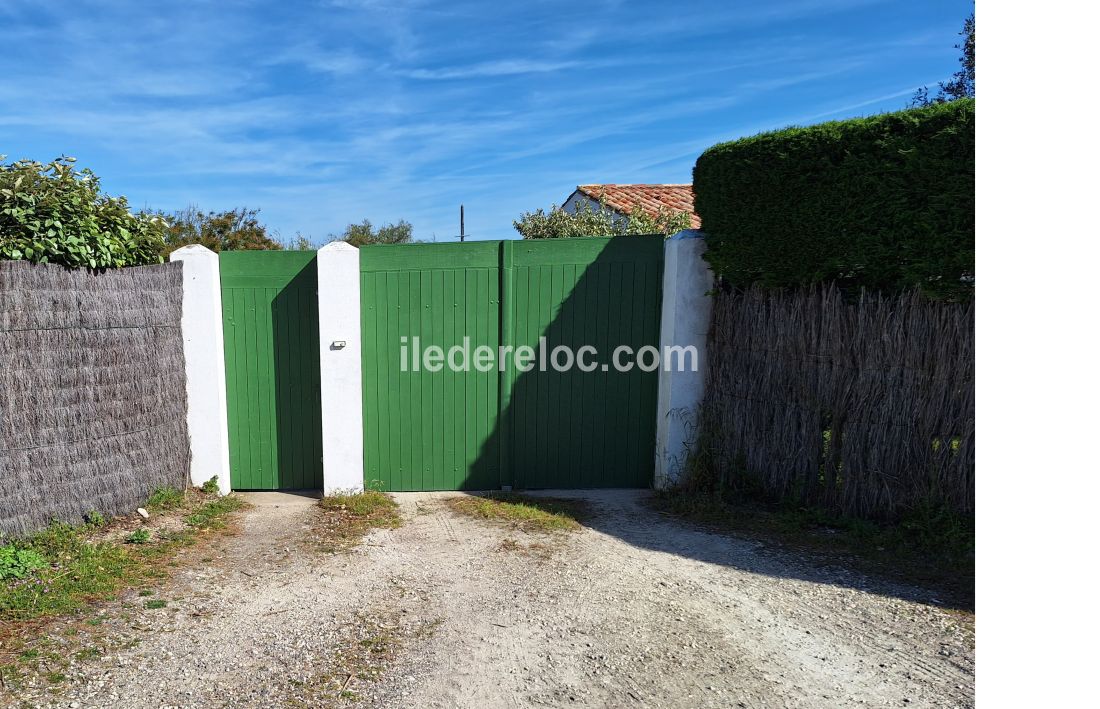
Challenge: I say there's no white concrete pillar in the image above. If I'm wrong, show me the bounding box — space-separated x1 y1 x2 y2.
317 242 364 495
170 245 232 494
654 230 714 489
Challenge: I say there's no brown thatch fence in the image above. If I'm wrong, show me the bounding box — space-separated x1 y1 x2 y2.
692 284 974 519
0 261 191 536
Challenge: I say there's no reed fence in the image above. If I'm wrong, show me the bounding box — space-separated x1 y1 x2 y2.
693 284 974 519
0 260 190 536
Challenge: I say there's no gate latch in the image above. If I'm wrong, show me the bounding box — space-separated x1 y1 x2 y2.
331 340 347 349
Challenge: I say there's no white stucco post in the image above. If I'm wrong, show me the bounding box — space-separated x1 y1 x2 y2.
317 242 364 495
170 245 232 494
654 230 714 489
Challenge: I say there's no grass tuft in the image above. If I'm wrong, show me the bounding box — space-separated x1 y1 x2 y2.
312 491 402 553
145 486 186 512
447 493 585 533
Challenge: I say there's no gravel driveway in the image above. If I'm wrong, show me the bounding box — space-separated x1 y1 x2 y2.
25 490 974 708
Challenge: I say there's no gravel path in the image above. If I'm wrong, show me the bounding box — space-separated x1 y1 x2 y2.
18 490 974 708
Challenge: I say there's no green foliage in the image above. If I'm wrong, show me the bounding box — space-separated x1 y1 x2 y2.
514 199 691 239
693 100 974 300
144 599 167 609
0 156 166 268
0 546 47 581
1 494 246 623
160 205 283 256
84 510 107 528
912 13 974 106
145 486 185 512
335 219 414 246
200 476 220 495
125 528 151 544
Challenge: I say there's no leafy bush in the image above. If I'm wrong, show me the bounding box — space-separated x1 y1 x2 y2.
0 545 47 581
0 156 166 268
693 100 974 300
160 205 283 256
200 476 220 495
335 219 413 246
514 199 692 239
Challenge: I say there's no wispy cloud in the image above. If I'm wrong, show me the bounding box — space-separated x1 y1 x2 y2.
399 59 581 80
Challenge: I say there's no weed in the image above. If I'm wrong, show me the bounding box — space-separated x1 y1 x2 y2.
0 546 47 581
84 510 107 528
144 599 166 610
447 493 585 533
200 476 220 495
138 589 153 597
125 529 151 545
45 671 65 684
145 486 185 512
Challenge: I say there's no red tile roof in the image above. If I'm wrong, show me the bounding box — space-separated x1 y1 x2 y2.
574 184 701 229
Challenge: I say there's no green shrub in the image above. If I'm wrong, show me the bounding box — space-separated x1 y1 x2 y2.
693 100 974 300
0 156 166 268
0 546 47 581
514 199 691 239
125 529 150 545
200 476 220 495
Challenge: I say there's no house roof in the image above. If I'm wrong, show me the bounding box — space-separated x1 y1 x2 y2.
573 184 701 229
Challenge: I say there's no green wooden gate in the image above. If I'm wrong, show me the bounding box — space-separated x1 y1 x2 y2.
360 236 663 491
220 251 323 490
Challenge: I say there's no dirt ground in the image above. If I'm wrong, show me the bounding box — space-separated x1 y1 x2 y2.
14 490 974 708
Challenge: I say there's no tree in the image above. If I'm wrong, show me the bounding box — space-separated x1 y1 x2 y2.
160 206 283 256
0 156 165 268
513 199 692 239
912 13 975 106
334 219 413 246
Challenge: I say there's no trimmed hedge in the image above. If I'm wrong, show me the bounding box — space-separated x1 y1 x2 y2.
693 100 974 300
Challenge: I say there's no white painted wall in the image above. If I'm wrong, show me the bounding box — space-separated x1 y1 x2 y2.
317 242 364 495
561 190 629 227
654 230 714 489
170 245 232 494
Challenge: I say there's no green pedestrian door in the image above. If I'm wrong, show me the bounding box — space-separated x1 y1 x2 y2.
360 236 663 491
220 252 323 490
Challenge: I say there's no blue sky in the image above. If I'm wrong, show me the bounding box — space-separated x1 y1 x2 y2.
1 0 968 243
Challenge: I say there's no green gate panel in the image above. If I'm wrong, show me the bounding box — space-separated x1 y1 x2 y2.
360 243 501 491
221 252 322 490
360 237 663 491
502 237 663 488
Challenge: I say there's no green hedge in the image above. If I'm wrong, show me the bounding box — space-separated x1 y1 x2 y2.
693 100 974 300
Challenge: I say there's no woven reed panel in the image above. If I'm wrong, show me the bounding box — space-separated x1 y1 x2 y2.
0 260 191 535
